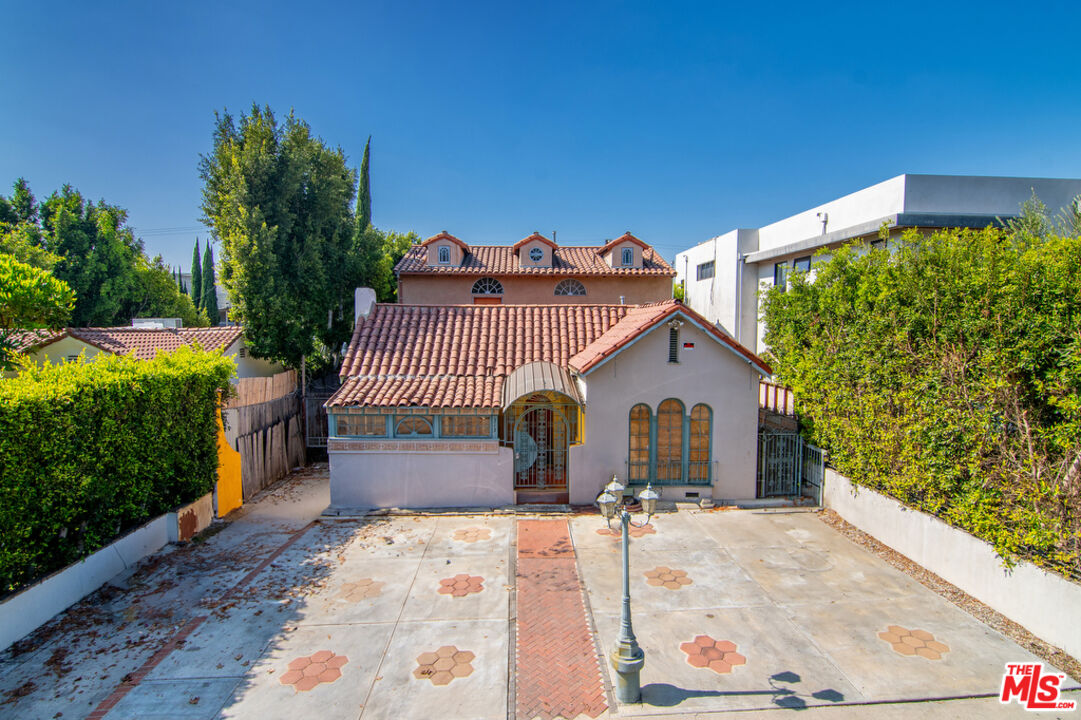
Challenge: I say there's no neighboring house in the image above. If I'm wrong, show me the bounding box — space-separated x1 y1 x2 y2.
326 298 770 510
675 174 1081 354
395 231 675 305
8 324 282 378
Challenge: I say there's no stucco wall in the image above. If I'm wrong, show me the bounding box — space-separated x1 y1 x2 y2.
517 239 553 267
568 319 760 504
398 275 672 305
329 442 515 509
824 468 1081 660
225 340 285 378
28 336 104 365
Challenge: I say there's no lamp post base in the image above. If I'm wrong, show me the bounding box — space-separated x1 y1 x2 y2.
611 641 645 704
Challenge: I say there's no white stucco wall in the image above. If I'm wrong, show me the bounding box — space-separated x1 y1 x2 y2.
824 468 1081 660
568 319 761 505
225 339 285 378
329 442 515 510
28 336 104 365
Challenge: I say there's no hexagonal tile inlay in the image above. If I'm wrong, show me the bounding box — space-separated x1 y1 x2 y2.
413 646 475 685
596 523 656 539
878 625 950 660
453 527 492 543
680 635 746 674
438 574 485 597
645 566 693 589
280 651 348 691
338 578 385 602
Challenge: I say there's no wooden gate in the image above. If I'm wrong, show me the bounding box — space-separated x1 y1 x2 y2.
513 405 568 490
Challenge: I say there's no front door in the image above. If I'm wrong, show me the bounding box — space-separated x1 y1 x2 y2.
513 405 568 490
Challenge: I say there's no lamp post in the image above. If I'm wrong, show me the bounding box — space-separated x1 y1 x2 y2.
596 475 659 704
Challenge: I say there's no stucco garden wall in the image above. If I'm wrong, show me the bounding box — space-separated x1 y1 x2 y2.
568 320 760 505
329 442 515 510
824 468 1081 660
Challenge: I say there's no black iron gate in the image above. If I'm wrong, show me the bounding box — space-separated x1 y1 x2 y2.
513 405 568 490
304 374 341 448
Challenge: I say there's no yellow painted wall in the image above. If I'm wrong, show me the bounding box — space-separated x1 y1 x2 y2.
216 408 243 517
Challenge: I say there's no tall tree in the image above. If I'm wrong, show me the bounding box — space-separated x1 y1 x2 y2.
190 238 203 310
0 180 207 327
357 136 372 230
200 105 356 367
202 244 219 324
0 254 75 369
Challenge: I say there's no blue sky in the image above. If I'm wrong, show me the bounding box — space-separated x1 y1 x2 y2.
2 1 1079 269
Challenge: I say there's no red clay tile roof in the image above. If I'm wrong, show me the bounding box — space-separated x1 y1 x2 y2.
395 244 674 277
420 231 470 252
6 328 68 353
568 302 772 375
597 232 650 255
11 326 244 360
330 300 769 409
512 233 558 251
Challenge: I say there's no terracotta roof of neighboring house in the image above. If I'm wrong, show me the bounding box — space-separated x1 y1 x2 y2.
420 231 470 252
512 232 558 251
597 232 651 255
395 244 675 276
6 328 67 353
329 300 769 409
10 326 244 361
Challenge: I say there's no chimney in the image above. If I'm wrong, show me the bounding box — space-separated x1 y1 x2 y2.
354 287 377 323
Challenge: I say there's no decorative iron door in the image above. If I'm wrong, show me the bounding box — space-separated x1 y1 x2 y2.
514 406 568 490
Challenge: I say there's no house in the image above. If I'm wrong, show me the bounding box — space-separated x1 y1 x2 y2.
675 174 1081 354
326 298 771 510
395 231 676 305
8 324 282 378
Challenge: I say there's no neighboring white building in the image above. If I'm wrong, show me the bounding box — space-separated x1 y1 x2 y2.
675 174 1081 356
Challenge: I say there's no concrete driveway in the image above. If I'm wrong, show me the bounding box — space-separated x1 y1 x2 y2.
0 468 1076 719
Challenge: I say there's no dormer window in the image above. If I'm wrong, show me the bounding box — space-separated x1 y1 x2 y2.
529 247 543 262
438 246 450 264
621 247 633 266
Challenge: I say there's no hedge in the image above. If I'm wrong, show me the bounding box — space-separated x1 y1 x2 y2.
762 226 1081 579
0 347 234 595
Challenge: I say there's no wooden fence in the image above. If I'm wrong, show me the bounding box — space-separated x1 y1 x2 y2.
220 370 305 501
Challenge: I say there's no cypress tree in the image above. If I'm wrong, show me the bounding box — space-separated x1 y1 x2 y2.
357 136 371 230
190 239 202 310
202 244 219 324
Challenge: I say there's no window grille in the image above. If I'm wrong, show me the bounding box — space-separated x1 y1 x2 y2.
656 399 684 483
688 404 711 482
696 261 714 280
554 279 586 296
621 247 634 266
336 414 388 437
438 246 450 263
471 277 504 295
395 416 434 437
668 327 679 363
628 404 651 483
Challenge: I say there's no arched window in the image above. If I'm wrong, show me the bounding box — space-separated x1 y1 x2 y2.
395 416 433 437
621 247 634 266
554 279 586 296
689 404 712 483
628 404 651 483
438 246 450 263
471 277 504 296
656 399 684 482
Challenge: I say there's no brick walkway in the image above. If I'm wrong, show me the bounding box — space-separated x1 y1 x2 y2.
516 519 608 720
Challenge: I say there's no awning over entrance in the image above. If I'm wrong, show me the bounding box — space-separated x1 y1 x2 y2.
501 361 582 409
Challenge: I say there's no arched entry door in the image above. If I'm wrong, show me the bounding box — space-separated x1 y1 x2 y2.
513 403 568 491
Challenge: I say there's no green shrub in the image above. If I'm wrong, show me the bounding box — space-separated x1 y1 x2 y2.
0 348 234 594
762 226 1081 577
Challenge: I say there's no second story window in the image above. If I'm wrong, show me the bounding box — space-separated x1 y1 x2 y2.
774 262 789 290
529 247 543 262
471 277 504 296
554 279 586 296
621 247 634 266
438 246 450 264
696 260 714 280
793 256 811 274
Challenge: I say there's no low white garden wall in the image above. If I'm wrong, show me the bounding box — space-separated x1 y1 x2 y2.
824 468 1081 660
0 514 170 652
